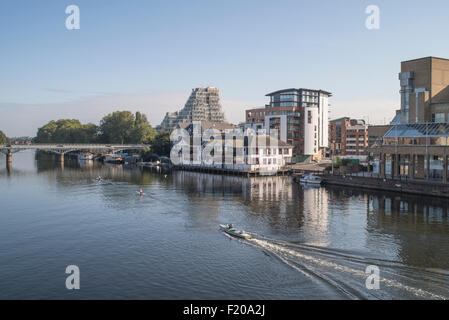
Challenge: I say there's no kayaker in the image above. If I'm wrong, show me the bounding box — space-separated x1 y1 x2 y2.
229 223 234 229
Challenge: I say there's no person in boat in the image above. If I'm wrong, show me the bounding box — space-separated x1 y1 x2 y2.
229 223 234 229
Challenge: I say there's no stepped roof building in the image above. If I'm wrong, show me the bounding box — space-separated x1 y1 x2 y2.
159 87 226 131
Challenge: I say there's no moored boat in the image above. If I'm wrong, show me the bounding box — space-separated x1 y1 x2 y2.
299 173 322 185
219 224 252 239
78 153 93 161
104 154 124 164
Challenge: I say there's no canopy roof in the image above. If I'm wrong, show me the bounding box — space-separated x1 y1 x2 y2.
384 123 449 138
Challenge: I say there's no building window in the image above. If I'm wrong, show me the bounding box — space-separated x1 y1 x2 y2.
433 113 445 123
308 111 312 124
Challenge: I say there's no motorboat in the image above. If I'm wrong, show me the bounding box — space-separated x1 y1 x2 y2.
219 224 252 240
299 173 322 185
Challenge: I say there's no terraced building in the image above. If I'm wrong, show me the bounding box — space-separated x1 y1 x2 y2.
159 87 226 131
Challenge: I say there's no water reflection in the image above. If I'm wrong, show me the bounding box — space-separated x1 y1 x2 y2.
367 191 449 269
2 151 449 299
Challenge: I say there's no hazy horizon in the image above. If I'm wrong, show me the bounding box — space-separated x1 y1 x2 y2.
2 0 449 136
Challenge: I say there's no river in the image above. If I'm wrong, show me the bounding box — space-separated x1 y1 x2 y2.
1 151 449 299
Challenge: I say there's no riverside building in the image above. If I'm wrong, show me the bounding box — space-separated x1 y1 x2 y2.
244 88 331 163
370 57 449 182
172 121 293 175
329 118 368 156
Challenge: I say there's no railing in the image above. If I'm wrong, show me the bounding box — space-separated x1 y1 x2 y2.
0 144 149 149
322 170 449 186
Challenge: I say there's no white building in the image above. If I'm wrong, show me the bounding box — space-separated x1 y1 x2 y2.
172 122 293 174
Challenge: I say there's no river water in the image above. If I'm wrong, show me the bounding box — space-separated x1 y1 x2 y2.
1 151 449 299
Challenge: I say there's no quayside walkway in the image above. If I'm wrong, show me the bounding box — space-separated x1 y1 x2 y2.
320 173 449 199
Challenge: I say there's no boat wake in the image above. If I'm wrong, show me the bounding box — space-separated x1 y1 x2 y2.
229 232 449 300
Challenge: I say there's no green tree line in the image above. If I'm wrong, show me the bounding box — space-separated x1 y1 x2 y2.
35 111 156 144
34 110 171 157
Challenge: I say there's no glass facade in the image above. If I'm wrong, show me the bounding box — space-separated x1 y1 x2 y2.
383 123 449 146
268 89 321 108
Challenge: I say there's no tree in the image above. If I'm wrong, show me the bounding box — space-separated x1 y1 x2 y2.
130 112 156 144
77 123 98 143
99 111 155 144
99 111 135 144
35 120 98 143
0 130 7 144
151 130 171 156
33 111 154 144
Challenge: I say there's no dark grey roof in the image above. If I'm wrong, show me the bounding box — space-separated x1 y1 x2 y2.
265 88 332 97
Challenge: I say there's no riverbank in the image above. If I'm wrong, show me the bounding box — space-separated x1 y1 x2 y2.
173 165 290 177
320 174 449 198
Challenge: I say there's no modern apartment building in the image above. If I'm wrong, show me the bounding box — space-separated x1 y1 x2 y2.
159 87 227 131
329 118 368 156
245 88 331 162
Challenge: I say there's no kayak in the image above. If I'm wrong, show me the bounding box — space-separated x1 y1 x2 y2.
219 224 252 240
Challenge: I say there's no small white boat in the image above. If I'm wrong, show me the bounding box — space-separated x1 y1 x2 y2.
299 174 322 185
219 224 252 240
104 154 123 163
78 153 93 160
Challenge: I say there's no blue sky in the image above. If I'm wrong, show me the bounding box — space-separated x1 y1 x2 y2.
1 0 449 136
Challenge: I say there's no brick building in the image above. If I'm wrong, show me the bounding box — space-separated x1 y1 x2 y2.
370 57 449 182
329 118 368 156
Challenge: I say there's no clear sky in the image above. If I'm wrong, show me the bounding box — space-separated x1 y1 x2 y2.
1 0 449 136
